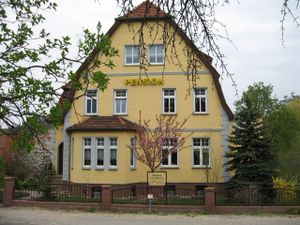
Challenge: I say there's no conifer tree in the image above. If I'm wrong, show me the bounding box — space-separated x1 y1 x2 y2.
225 97 275 190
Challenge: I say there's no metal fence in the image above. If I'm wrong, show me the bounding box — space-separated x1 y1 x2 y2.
14 184 101 203
216 187 300 206
0 187 3 203
112 186 204 206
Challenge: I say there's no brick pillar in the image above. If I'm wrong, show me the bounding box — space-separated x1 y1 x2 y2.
204 187 216 212
101 185 112 210
3 177 15 207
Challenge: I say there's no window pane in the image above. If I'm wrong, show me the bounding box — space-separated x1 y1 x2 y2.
116 99 121 113
150 55 155 63
87 100 91 114
97 138 104 146
133 55 139 64
116 90 126 97
162 149 168 165
203 149 209 166
121 99 126 113
200 97 206 112
110 138 117 146
92 98 97 113
97 149 104 166
194 150 200 165
170 98 175 112
84 149 91 166
130 149 134 166
193 138 200 146
164 98 169 112
195 97 200 112
110 149 117 166
84 138 91 146
157 55 163 63
171 151 177 165
126 56 132 64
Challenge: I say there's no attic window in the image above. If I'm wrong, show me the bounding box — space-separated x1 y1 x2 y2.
125 45 140 65
149 44 164 64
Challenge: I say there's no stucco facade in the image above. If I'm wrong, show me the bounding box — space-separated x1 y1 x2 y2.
54 1 233 186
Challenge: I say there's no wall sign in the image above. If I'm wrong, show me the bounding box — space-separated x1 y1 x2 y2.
147 171 167 186
125 78 164 86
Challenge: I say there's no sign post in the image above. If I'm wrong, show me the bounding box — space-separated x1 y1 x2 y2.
147 171 167 212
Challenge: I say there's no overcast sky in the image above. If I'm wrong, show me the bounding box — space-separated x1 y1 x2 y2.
44 0 300 109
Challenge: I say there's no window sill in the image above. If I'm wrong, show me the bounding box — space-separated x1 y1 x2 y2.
161 166 179 169
149 63 165 66
83 113 98 116
192 166 211 169
108 167 118 171
130 166 136 170
95 167 105 170
161 113 177 116
124 64 140 67
113 113 128 116
82 166 91 170
192 112 209 115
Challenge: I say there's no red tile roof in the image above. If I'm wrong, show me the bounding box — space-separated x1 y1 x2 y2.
66 116 137 132
120 1 168 19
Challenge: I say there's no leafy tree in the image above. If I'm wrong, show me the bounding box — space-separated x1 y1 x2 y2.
267 97 300 179
0 0 118 151
235 82 279 117
225 88 275 190
129 115 190 172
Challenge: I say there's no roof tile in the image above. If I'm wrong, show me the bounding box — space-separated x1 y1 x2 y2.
66 116 137 132
121 1 167 19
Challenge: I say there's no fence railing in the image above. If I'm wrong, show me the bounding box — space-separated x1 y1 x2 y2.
216 187 300 206
112 186 204 206
14 183 101 203
0 187 3 202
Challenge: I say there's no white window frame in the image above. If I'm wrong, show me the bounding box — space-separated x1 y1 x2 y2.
130 137 137 169
192 138 210 168
109 137 118 169
114 90 128 115
96 137 105 169
85 90 98 115
162 89 176 114
161 138 178 168
125 45 140 65
148 44 165 65
82 137 92 169
193 88 208 114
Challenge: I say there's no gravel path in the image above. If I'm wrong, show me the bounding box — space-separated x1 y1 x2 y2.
0 207 300 225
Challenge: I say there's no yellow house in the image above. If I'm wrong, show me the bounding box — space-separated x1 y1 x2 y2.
54 1 234 189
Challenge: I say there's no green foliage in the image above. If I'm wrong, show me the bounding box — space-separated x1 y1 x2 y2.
226 84 275 189
0 157 4 187
235 82 279 117
0 0 118 147
11 149 53 187
267 97 300 179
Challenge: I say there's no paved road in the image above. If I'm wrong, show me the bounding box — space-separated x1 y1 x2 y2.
0 207 300 225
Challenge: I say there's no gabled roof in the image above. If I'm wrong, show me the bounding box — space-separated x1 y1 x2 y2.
66 116 137 133
59 1 234 121
119 1 168 19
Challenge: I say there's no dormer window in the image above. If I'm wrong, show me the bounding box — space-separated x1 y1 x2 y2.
125 45 140 65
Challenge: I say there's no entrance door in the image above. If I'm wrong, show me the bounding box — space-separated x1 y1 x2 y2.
58 143 63 175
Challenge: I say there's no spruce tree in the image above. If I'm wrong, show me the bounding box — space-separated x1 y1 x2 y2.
225 97 275 190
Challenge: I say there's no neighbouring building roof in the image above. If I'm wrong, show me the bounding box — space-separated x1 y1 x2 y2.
58 0 234 121
66 116 137 132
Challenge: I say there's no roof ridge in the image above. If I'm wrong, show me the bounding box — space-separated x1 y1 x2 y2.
118 0 168 20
